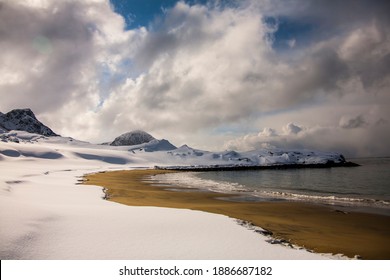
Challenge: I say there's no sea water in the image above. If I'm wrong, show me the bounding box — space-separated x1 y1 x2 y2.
151 157 390 216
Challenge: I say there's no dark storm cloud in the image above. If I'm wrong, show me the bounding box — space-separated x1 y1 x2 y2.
278 48 350 106
339 115 366 129
133 2 221 71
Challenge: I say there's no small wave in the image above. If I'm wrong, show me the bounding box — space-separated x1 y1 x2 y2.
255 190 390 208
148 172 246 193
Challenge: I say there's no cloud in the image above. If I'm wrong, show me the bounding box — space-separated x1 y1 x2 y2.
96 0 388 138
0 0 142 134
225 117 390 157
339 115 366 129
283 123 302 134
259 128 278 137
0 0 389 157
0 1 97 112
263 0 390 34
287 38 296 48
95 1 278 136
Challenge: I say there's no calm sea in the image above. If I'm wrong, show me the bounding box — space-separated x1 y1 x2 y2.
151 157 390 216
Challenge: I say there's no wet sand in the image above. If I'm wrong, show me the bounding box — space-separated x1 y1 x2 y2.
84 169 390 259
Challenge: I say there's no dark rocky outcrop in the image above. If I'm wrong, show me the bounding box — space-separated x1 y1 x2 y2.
110 130 155 146
0 108 58 136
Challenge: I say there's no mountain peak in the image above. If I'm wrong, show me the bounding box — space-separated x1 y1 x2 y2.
110 130 155 146
0 108 58 137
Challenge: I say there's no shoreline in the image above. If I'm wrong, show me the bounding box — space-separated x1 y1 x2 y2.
84 169 390 260
154 161 359 171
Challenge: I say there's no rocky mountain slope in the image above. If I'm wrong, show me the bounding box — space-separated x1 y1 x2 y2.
0 108 58 136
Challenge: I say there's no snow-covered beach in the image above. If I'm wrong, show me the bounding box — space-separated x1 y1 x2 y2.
2 119 390 260
0 133 345 260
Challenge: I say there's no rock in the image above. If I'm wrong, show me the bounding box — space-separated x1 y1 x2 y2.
110 130 155 146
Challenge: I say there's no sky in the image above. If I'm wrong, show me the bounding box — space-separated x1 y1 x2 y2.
0 0 389 157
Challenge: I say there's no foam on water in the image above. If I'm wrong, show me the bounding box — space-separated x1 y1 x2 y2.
149 172 247 193
255 190 390 208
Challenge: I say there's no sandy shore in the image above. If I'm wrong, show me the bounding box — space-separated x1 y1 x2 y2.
84 169 390 259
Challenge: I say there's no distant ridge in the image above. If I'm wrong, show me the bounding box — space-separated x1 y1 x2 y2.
155 161 359 171
0 108 58 136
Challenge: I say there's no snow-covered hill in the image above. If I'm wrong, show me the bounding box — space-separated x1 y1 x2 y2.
110 130 156 146
162 144 352 170
109 130 177 152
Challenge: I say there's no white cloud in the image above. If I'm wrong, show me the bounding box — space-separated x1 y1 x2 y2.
259 128 278 137
283 123 302 135
287 38 296 48
224 116 390 157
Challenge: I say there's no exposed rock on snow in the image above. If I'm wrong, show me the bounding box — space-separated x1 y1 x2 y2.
110 130 156 146
0 108 58 137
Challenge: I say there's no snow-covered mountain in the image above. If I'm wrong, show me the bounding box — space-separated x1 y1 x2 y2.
109 130 177 152
126 139 177 152
0 108 58 137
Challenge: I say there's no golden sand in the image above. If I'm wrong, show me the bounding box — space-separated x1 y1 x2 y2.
84 169 390 259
